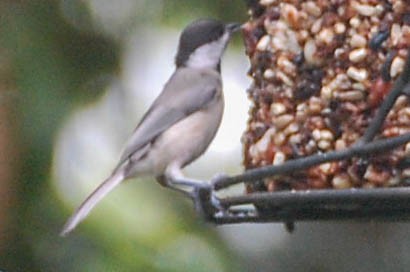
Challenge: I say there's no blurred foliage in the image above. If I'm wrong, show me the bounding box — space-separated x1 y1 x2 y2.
161 1 247 25
0 0 247 271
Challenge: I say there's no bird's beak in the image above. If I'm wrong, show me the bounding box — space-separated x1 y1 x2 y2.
226 22 242 33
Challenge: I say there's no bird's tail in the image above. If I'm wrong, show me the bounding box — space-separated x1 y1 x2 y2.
60 171 124 236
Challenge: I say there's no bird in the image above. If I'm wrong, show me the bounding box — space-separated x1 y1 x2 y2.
60 19 241 236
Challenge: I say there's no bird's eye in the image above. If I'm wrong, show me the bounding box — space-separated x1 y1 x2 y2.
209 25 225 42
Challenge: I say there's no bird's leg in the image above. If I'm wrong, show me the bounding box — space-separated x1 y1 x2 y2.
164 166 202 188
163 165 219 219
163 164 208 198
156 176 193 198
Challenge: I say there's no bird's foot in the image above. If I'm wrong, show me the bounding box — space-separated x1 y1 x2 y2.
210 173 230 217
189 183 215 220
210 193 229 218
163 172 231 221
188 174 230 221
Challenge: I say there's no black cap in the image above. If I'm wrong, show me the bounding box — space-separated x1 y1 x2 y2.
175 19 229 67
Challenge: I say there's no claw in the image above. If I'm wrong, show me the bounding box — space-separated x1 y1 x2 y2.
189 183 216 221
164 172 231 222
211 192 229 217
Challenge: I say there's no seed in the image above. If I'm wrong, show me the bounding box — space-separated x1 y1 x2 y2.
318 140 331 150
254 128 275 154
328 74 351 91
312 129 321 141
248 145 258 158
277 56 296 75
335 90 365 101
364 165 389 184
391 24 402 46
273 151 286 165
273 114 294 129
334 22 346 34
382 127 400 138
350 34 367 48
321 86 333 100
334 48 345 58
304 39 321 65
392 0 405 13
274 27 301 54
403 169 410 178
305 139 317 153
332 174 352 189
263 68 275 79
320 129 334 141
282 3 299 29
308 97 323 114
395 95 408 108
398 110 410 124
319 163 332 174
405 142 410 154
271 103 287 116
276 71 294 86
349 48 367 63
283 122 299 135
390 56 405 78
274 132 286 145
256 35 271 51
289 134 302 144
347 67 368 82
375 4 384 15
311 18 323 34
298 29 310 41
335 139 346 150
349 17 361 28
296 103 307 113
403 25 410 41
260 0 276 6
303 1 321 17
317 28 334 45
380 51 396 82
352 82 365 91
337 6 346 17
353 3 376 17
388 176 401 186
370 24 379 33
266 181 274 192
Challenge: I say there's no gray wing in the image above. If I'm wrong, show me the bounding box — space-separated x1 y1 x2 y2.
116 68 221 167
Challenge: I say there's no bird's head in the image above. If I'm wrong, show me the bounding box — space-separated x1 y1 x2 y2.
175 19 241 71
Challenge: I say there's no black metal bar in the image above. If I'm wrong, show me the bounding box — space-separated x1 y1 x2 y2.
212 187 410 224
359 50 410 143
220 187 410 206
214 208 410 224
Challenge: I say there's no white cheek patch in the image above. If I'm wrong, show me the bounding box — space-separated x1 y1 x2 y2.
186 32 230 69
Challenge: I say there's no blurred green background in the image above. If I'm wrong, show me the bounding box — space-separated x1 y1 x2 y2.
0 0 248 271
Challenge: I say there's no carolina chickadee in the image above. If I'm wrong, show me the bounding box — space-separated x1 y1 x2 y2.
61 19 241 236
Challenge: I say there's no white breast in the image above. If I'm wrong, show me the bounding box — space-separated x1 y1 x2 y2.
127 93 224 176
